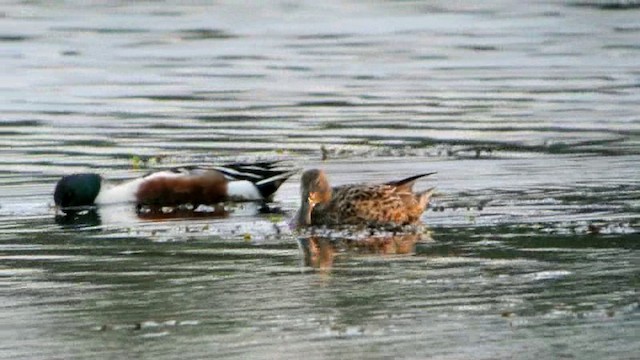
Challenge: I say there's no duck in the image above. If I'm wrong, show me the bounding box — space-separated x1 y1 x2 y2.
54 161 297 210
295 169 435 228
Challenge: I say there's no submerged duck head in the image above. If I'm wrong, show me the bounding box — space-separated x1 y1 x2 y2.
54 173 102 208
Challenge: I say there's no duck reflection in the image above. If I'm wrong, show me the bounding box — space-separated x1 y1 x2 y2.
54 202 278 229
54 208 102 229
297 232 429 270
135 204 228 221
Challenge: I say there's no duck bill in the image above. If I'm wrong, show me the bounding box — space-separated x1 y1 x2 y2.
295 197 314 228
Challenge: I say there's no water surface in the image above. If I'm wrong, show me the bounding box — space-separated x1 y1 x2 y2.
0 1 638 359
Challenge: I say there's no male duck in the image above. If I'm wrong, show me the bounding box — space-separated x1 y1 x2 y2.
295 169 435 228
54 161 296 210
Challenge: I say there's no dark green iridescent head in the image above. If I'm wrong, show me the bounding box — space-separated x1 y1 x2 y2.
54 173 102 208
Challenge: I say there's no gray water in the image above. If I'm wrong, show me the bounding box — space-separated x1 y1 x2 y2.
1 1 639 359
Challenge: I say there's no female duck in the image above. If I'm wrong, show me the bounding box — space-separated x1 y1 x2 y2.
296 169 435 228
54 161 296 210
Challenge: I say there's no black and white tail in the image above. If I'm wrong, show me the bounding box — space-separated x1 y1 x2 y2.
212 161 298 201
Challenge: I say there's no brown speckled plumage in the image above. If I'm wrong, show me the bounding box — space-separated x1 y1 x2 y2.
297 169 435 227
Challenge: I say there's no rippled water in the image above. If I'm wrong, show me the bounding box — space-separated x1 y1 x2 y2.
1 1 639 359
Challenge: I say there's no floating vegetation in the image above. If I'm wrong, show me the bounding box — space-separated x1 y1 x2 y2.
296 223 432 240
546 221 637 236
131 154 168 169
315 144 502 161
96 319 200 332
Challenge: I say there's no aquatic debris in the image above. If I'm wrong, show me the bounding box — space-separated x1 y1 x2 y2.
95 319 199 332
587 223 601 235
465 214 477 224
130 154 167 169
541 221 638 236
324 325 365 338
266 213 284 223
320 145 329 160
296 223 431 240
131 155 142 169
314 143 503 161
447 146 495 159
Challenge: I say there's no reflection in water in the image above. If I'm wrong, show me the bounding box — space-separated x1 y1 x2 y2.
1 0 639 358
54 209 102 229
53 202 285 229
297 232 428 270
135 204 229 221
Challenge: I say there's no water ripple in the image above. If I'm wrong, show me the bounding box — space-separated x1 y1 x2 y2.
0 1 639 359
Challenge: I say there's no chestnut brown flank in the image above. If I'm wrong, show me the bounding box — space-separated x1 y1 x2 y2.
136 172 228 206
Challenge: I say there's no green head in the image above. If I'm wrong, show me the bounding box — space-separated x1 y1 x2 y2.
54 173 102 208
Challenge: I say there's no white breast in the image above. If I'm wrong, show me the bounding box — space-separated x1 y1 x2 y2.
94 178 140 204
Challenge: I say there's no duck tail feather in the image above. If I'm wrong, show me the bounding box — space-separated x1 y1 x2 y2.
388 172 436 191
254 169 299 200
